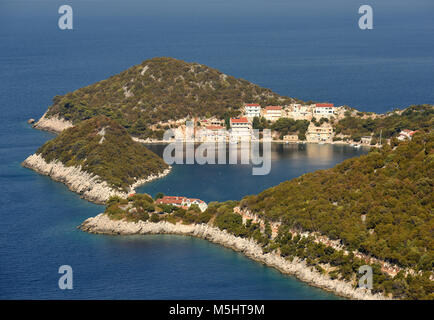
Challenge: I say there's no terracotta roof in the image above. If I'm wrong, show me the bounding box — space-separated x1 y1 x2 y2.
316 103 335 108
230 117 249 123
155 196 206 206
245 103 260 107
156 196 185 205
401 129 418 136
265 106 282 110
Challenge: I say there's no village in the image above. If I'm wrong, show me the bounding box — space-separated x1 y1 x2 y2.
139 102 416 146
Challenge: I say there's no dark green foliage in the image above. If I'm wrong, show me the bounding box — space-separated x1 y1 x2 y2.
36 116 169 192
45 57 295 139
334 105 433 139
150 213 160 223
270 118 309 139
154 192 165 200
241 132 434 270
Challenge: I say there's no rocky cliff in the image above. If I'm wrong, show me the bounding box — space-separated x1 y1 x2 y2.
23 154 170 204
79 213 388 300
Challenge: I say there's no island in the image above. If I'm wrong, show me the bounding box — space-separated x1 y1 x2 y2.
31 57 432 145
80 132 433 300
23 115 170 203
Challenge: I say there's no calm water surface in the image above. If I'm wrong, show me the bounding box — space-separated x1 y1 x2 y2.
1 0 432 299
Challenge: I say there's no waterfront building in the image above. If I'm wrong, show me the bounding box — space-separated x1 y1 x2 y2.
263 106 283 122
244 103 261 119
306 123 334 143
155 196 208 212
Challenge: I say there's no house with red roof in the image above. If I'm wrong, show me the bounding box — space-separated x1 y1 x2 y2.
398 129 418 141
313 103 335 118
263 106 282 122
230 117 252 141
155 196 208 212
196 124 227 141
244 103 261 119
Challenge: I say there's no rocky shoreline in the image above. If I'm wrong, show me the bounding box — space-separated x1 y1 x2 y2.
32 114 376 148
33 112 73 133
79 213 389 300
22 154 171 204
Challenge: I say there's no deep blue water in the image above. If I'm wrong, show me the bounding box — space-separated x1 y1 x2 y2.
0 0 433 299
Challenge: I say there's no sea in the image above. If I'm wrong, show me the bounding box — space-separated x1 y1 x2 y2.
0 0 433 299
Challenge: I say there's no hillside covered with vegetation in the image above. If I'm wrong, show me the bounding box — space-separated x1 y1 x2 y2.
45 57 295 139
36 115 169 191
241 132 433 269
102 133 433 299
334 104 433 141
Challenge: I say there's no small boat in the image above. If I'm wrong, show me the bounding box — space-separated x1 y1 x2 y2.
353 144 360 148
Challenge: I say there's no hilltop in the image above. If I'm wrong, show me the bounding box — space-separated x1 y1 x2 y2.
40 57 295 139
23 116 170 203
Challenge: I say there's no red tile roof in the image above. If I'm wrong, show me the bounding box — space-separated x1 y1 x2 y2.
156 196 184 205
155 196 206 206
265 106 282 110
316 103 335 108
230 117 249 123
245 103 260 107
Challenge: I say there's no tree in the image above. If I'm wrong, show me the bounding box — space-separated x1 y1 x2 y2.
252 116 260 129
154 192 165 200
150 213 160 223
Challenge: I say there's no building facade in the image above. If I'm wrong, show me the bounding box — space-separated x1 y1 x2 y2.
263 106 282 122
313 103 335 118
244 103 261 119
230 117 252 141
288 104 313 120
306 123 334 143
155 196 208 212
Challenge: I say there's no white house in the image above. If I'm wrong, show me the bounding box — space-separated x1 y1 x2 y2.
398 129 418 141
197 125 227 142
155 196 208 212
313 103 335 118
244 103 261 119
263 106 282 122
230 117 252 141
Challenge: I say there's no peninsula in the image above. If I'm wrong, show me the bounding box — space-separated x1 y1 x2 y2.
80 132 433 300
31 57 432 146
25 57 433 299
23 116 170 203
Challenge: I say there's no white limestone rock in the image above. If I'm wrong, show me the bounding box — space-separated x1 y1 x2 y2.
22 153 171 204
79 214 390 300
33 112 73 133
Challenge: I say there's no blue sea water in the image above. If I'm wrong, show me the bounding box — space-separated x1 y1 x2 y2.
0 0 433 299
